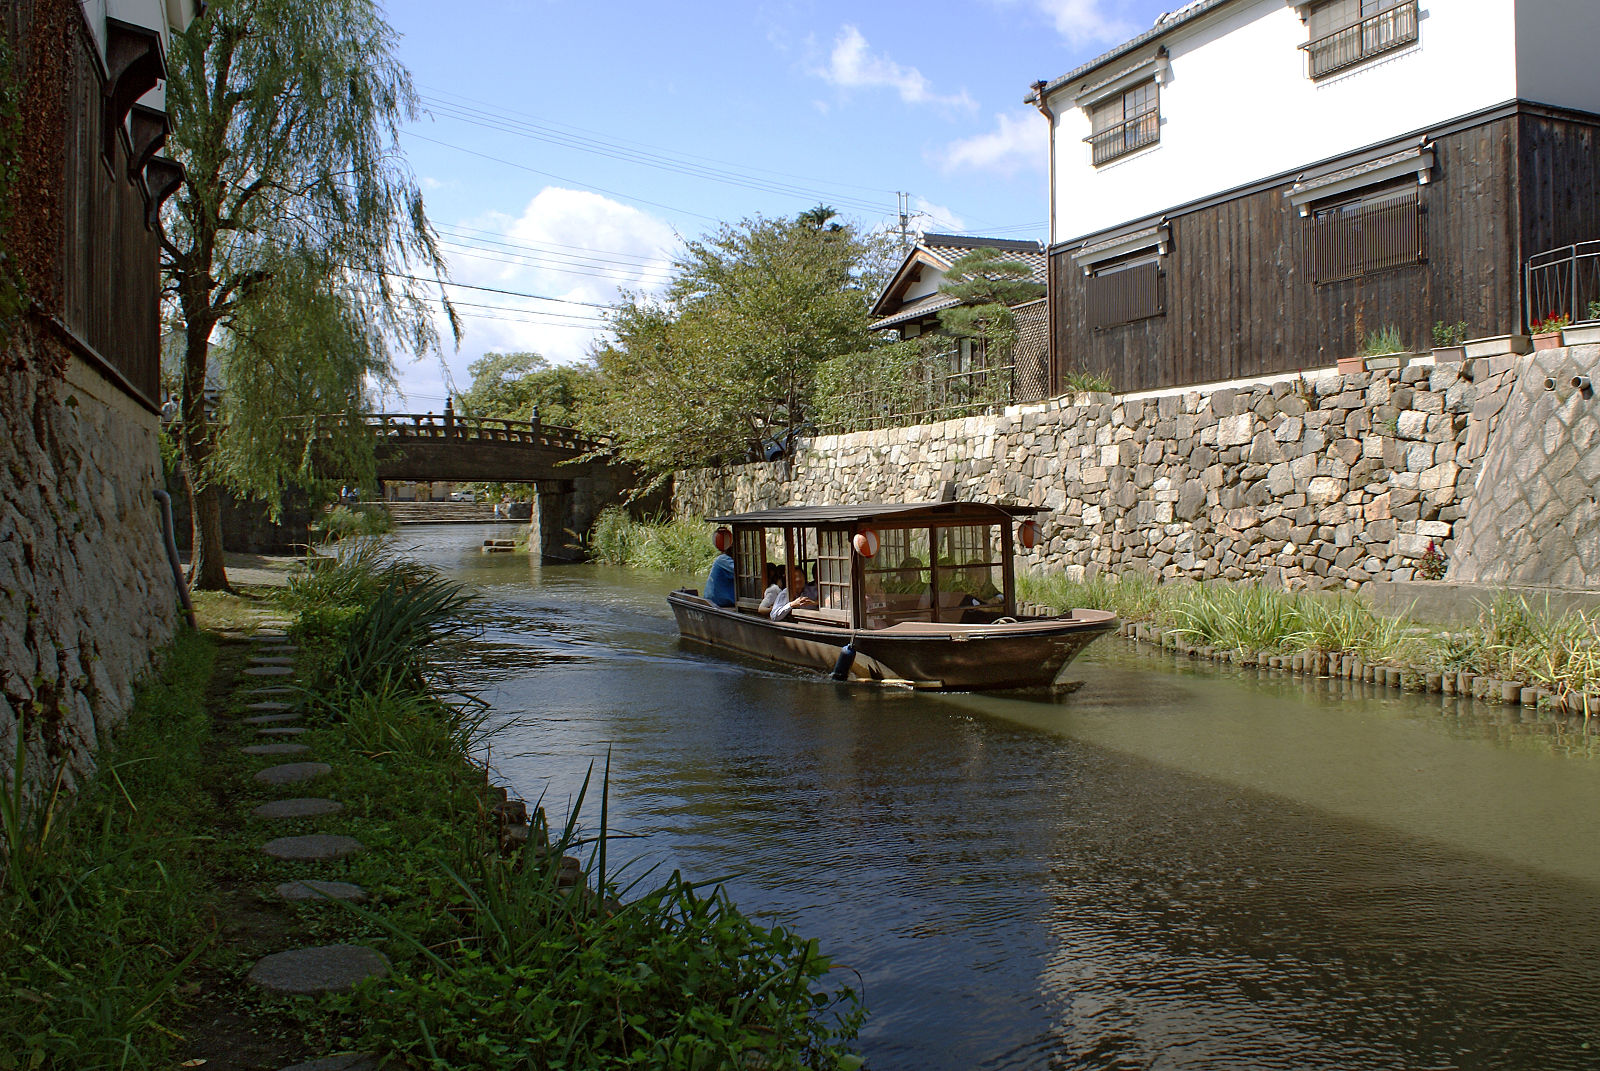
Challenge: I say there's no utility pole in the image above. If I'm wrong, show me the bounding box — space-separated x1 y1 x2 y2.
895 192 915 250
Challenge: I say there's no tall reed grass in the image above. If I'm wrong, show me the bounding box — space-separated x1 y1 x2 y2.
1019 570 1600 699
588 507 720 574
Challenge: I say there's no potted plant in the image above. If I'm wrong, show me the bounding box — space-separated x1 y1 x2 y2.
1531 312 1571 349
1430 320 1468 362
1342 324 1407 373
1562 301 1600 346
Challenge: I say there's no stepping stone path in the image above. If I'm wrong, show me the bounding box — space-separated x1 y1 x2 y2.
276 879 368 903
277 1053 377 1071
242 742 311 757
248 686 296 696
247 945 388 995
246 700 294 712
244 665 293 677
258 726 308 737
261 834 364 861
255 762 332 786
244 713 301 725
250 656 296 666
254 798 344 819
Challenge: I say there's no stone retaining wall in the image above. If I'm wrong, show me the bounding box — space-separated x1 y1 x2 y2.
675 347 1600 590
1 336 179 795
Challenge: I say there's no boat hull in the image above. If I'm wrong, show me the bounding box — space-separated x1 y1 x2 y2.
668 593 1117 691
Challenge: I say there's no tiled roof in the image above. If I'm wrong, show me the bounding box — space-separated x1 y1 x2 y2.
1028 0 1236 103
919 235 1047 282
870 292 963 331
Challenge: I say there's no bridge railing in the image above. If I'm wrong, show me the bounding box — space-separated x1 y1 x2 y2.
312 413 608 454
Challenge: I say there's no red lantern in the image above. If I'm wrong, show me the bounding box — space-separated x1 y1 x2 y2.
1019 518 1040 550
852 528 880 558
713 527 734 552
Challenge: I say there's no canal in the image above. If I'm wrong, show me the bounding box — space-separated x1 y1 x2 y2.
406 524 1600 1070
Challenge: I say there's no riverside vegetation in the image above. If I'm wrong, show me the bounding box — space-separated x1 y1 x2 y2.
0 539 864 1069
1019 570 1600 707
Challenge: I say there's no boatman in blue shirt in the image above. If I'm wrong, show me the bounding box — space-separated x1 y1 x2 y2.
704 532 737 607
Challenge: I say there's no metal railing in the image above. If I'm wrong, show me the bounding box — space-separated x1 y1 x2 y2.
1085 108 1160 166
1303 0 1419 80
1524 241 1600 331
816 339 1037 434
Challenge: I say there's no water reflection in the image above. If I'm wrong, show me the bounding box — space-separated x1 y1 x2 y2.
398 525 1600 1070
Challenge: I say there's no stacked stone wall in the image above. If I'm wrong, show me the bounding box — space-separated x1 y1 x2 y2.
1 328 179 795
674 351 1591 590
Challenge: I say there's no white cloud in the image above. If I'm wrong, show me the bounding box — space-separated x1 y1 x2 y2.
392 188 678 408
813 26 976 112
912 198 967 235
941 110 1045 175
1006 0 1140 45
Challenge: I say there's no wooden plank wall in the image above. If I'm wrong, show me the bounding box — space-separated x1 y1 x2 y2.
1518 112 1600 278
1051 114 1532 394
56 16 161 407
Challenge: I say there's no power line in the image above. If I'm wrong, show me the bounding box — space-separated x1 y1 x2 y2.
406 131 722 223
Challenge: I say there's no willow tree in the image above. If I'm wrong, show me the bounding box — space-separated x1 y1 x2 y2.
161 0 454 589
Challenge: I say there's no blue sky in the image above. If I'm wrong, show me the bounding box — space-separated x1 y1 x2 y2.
381 0 1176 409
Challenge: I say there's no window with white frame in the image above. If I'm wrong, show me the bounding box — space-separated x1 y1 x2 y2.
1085 80 1159 166
1303 0 1419 80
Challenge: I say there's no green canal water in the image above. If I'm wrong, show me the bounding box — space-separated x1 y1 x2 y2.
405 524 1600 1071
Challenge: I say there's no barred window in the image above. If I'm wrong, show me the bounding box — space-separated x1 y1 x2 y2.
1085 80 1159 166
1086 255 1164 329
1310 186 1427 284
1304 0 1418 80
735 527 766 602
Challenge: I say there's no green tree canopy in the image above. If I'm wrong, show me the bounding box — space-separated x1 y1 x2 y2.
161 0 454 589
583 212 892 486
211 252 390 512
457 351 593 427
935 246 1046 346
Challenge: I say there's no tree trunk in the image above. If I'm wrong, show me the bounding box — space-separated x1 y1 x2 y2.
179 302 231 591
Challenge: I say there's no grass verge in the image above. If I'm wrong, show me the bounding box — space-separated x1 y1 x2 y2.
588 507 719 574
0 630 217 1070
1020 570 1600 702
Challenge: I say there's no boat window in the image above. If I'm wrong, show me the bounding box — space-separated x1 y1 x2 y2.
734 527 766 602
815 527 852 613
860 527 932 629
931 525 1005 622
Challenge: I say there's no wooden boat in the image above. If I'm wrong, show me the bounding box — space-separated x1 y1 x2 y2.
668 500 1117 692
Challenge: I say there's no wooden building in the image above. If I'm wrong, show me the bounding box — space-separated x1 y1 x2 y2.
1027 0 1600 394
6 0 194 411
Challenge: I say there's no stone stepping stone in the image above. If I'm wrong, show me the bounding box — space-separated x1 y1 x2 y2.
244 666 294 677
257 644 300 654
250 656 296 666
277 1053 377 1071
277 879 368 903
254 762 332 786
246 700 293 712
247 945 388 995
242 742 311 757
243 713 301 725
253 798 343 819
262 834 364 861
258 726 308 737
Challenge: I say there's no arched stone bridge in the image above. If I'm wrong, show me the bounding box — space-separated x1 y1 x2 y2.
359 413 646 562
366 412 608 483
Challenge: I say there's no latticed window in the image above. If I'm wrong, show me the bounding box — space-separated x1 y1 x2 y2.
1310 186 1427 283
815 528 853 616
1086 80 1159 165
735 527 766 601
1086 255 1164 329
1304 0 1418 79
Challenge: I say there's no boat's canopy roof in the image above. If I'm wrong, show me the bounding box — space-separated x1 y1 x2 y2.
708 500 1040 526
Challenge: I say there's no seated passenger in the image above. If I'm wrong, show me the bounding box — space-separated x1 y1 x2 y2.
757 563 785 612
770 564 818 621
882 556 926 595
704 545 736 607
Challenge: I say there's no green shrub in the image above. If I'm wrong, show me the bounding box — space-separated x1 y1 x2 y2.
1358 324 1405 357
588 508 718 574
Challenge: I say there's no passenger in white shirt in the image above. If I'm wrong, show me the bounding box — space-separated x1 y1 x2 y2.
756 563 785 612
770 564 818 621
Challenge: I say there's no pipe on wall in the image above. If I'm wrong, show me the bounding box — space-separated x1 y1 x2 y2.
153 489 196 628
1030 80 1058 393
